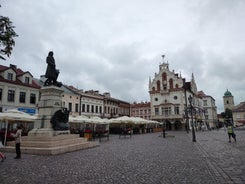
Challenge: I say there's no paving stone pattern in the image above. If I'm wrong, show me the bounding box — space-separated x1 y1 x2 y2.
0 130 244 184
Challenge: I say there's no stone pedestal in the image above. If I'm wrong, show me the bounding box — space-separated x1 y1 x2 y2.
28 86 67 137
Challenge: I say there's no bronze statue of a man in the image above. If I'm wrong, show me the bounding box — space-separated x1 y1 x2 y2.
44 51 62 87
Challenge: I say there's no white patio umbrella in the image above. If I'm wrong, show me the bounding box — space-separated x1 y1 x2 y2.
0 109 36 122
131 117 149 124
69 115 89 123
0 109 36 146
109 116 134 124
89 116 109 124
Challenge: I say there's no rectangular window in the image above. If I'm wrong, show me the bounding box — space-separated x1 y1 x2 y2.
8 90 15 102
82 104 85 112
203 100 208 106
7 73 13 80
95 106 98 113
162 107 171 117
91 105 94 113
19 92 26 103
25 76 30 84
75 103 79 112
0 88 2 101
87 104 90 112
99 106 102 113
174 106 179 115
155 108 159 115
30 93 36 104
68 102 72 112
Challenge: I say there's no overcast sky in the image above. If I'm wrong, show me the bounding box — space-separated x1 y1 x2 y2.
1 0 245 113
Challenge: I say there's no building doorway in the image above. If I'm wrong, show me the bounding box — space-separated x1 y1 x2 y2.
174 120 182 130
165 120 172 130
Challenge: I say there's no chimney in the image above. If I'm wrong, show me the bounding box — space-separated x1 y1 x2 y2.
10 64 17 69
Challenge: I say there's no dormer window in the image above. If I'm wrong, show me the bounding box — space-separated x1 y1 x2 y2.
7 73 13 81
25 76 30 84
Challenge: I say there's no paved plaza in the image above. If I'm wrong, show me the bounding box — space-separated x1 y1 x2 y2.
0 129 245 184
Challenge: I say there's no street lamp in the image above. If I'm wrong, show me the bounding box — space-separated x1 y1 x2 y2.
188 95 196 142
184 108 189 134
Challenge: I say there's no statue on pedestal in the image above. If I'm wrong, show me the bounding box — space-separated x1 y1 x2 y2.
44 51 62 87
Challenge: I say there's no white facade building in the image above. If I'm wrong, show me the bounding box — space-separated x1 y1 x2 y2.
81 90 104 118
198 91 218 129
149 56 217 130
0 64 40 114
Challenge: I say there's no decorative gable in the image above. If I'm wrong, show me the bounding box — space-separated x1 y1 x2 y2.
0 64 40 89
17 72 33 85
3 68 17 81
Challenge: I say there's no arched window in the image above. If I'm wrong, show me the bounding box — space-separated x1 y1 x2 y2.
152 87 155 91
169 78 173 89
175 84 179 88
162 72 167 81
157 80 160 91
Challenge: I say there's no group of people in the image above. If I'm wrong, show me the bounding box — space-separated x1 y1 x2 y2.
0 125 22 162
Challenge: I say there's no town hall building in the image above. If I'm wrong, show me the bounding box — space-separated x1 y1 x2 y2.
149 55 217 131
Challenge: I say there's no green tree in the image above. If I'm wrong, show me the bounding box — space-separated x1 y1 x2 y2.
0 9 18 60
221 108 233 119
225 108 233 118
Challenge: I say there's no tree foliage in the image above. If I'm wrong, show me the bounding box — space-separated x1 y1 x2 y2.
0 13 18 60
221 108 233 119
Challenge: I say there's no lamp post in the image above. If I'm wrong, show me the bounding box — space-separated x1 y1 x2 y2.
185 108 189 134
188 95 196 142
162 121 166 138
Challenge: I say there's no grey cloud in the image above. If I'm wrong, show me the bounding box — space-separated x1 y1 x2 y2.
1 0 245 112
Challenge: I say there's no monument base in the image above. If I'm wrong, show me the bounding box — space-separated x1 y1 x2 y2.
28 128 70 137
4 132 99 155
3 85 100 155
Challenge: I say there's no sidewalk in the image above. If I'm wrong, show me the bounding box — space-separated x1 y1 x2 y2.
0 130 244 184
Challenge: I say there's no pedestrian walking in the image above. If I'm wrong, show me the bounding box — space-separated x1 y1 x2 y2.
162 127 166 138
227 123 236 143
0 140 6 162
11 125 22 159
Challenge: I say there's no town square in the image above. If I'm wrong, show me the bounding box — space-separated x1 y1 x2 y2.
1 130 245 184
1 1 245 184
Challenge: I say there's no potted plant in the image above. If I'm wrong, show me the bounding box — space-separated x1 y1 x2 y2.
84 128 92 140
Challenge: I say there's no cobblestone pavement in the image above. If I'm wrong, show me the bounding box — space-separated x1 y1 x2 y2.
195 129 245 184
0 130 244 184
